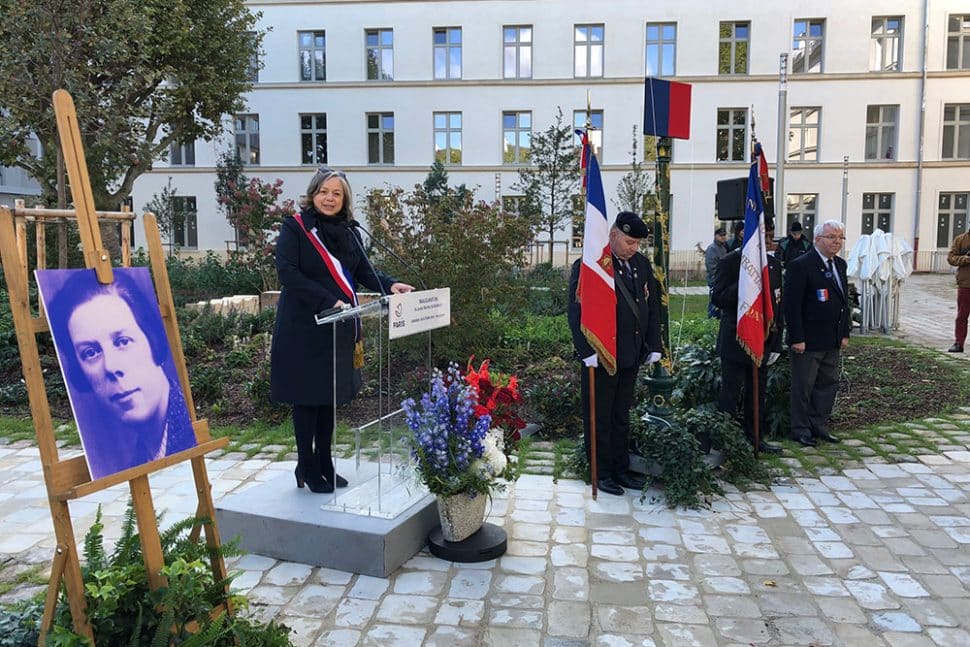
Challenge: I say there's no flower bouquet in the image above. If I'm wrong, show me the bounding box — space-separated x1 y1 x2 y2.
465 358 525 481
402 363 510 541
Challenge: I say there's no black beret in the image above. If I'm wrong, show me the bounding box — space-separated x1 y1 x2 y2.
715 226 727 235
614 211 649 239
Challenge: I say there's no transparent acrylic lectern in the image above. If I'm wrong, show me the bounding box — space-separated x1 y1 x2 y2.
314 293 434 519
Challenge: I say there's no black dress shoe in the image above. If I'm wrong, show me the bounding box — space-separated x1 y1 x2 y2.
596 477 624 496
614 471 647 490
949 343 965 353
757 441 783 455
815 432 841 444
793 435 817 447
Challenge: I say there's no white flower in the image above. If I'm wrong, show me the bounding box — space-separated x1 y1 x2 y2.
482 429 507 476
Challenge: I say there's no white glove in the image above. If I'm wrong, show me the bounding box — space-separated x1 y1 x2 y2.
646 352 661 365
583 354 598 368
767 352 780 366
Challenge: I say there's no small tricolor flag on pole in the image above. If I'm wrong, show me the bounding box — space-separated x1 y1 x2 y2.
576 147 617 375
736 146 774 366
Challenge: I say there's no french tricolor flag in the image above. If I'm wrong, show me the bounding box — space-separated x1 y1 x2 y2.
643 78 692 140
576 151 617 375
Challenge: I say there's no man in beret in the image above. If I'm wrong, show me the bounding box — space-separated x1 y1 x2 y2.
777 220 811 269
568 211 662 496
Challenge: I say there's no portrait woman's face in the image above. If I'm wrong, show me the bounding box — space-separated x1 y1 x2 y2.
313 176 345 217
67 293 170 425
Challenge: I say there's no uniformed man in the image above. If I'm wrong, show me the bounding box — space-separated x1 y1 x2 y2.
567 212 662 496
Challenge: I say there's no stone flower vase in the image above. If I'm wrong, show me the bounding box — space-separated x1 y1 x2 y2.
436 492 487 542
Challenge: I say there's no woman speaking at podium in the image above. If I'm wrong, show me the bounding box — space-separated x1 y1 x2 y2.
271 167 413 493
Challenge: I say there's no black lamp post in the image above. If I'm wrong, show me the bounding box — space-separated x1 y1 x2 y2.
643 136 675 419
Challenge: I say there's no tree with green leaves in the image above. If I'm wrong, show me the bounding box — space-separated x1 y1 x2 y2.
614 125 656 214
513 108 581 262
0 0 263 211
142 178 190 255
364 173 533 363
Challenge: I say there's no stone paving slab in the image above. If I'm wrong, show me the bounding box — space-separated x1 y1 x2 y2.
2 423 970 645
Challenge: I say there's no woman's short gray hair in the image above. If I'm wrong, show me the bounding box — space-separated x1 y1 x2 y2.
814 219 844 238
299 167 353 218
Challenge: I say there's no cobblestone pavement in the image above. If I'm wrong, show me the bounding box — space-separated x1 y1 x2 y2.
1 272 968 646
1 410 969 646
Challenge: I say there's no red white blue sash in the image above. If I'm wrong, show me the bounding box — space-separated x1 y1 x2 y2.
293 213 358 308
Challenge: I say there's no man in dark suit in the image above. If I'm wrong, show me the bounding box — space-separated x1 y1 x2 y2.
712 222 784 455
568 212 662 496
783 219 851 447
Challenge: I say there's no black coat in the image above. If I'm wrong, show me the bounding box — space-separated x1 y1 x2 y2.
567 252 662 370
711 249 784 365
270 207 397 406
783 249 851 352
777 235 811 268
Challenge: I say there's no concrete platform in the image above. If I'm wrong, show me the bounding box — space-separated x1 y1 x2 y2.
215 460 438 578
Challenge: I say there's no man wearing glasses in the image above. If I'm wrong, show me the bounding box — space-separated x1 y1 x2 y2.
783 220 851 447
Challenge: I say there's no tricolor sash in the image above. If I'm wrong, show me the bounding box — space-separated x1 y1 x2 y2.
293 214 363 361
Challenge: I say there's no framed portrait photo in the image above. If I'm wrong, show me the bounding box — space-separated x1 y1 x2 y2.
36 267 197 480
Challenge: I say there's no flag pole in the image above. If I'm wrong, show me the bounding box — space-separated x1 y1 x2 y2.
583 90 598 500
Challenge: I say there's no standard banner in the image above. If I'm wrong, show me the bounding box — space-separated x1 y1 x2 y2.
388 288 451 339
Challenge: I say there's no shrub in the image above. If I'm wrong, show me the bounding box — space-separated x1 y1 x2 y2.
363 172 534 364
521 357 582 439
0 505 294 646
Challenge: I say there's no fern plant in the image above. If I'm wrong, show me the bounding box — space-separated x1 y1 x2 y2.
0 500 293 646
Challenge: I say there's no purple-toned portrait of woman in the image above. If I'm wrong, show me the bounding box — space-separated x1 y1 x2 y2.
36 267 196 480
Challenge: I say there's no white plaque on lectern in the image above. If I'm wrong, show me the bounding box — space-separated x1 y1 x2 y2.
388 288 451 339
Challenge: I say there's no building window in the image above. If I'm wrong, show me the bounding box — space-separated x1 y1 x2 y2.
574 24 604 78
792 18 824 73
862 192 894 234
366 28 393 80
502 110 531 164
300 114 327 165
299 31 326 81
245 31 259 83
788 107 820 162
504 25 532 79
943 103 970 159
573 110 604 160
937 192 969 248
646 22 676 77
716 108 747 162
234 114 259 165
718 21 749 75
871 17 903 71
433 27 461 79
786 194 818 234
171 196 198 249
433 112 462 165
865 105 898 160
367 113 394 164
947 14 970 70
169 141 195 167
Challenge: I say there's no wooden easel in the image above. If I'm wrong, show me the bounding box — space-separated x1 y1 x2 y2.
0 90 230 644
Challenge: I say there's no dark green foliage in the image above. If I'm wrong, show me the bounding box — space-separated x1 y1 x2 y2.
145 251 263 307
493 312 573 367
671 342 721 410
765 354 792 438
521 357 582 439
190 365 225 406
633 413 722 509
6 501 294 646
364 171 534 364
243 361 288 423
687 405 771 488
0 0 263 209
0 601 42 647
